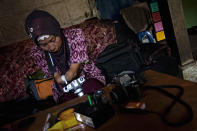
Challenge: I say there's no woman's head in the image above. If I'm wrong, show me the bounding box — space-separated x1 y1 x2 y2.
25 10 62 52
37 35 62 52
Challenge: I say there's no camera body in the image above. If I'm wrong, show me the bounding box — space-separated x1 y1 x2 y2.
110 71 143 105
74 90 114 128
63 76 85 97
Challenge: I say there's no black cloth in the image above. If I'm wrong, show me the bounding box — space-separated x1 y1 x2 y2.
149 56 179 76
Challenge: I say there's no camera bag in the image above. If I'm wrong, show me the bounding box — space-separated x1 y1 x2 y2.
96 38 146 83
24 75 53 101
24 51 58 101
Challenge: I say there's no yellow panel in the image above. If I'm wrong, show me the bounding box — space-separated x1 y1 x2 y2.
156 30 165 41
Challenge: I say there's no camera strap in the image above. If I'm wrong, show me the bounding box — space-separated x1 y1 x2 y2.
120 85 193 127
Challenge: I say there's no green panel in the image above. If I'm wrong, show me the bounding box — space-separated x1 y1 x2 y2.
182 0 197 28
150 2 159 13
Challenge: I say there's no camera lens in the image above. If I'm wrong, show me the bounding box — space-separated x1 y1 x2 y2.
74 88 84 97
125 85 141 100
77 91 84 97
110 86 129 105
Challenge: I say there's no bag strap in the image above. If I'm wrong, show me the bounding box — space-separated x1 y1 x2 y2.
34 77 53 84
120 85 193 126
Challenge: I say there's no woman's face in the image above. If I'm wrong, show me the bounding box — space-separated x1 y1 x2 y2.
37 35 62 52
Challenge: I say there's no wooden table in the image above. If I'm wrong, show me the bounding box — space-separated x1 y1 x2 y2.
5 70 197 131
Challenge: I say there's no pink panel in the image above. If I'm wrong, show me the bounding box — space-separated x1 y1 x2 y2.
154 21 163 32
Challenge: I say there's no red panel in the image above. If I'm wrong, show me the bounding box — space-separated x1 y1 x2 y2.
152 12 161 22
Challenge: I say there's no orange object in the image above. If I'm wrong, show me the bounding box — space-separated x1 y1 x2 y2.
125 102 146 109
34 78 53 99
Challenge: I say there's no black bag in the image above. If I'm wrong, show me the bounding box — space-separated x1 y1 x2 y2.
24 70 54 101
96 38 145 83
138 43 179 76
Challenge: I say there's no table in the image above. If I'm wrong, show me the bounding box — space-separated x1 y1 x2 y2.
4 70 197 131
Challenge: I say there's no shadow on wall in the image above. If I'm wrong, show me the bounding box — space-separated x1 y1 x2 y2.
0 0 96 47
95 0 137 20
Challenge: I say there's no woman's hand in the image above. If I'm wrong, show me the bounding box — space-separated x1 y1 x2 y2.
54 72 65 84
65 63 81 82
54 63 81 84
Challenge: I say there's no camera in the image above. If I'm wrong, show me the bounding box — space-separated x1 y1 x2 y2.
63 76 85 97
110 71 144 105
74 90 114 128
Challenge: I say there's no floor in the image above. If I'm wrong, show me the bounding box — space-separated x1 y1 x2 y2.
182 33 197 83
183 62 197 83
0 96 56 127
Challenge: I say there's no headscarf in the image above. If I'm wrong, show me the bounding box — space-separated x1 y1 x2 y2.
25 10 70 75
25 10 61 44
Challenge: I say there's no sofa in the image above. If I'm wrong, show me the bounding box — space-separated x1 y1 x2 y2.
0 39 39 102
0 19 117 103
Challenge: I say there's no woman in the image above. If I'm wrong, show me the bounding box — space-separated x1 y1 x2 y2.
25 10 116 103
